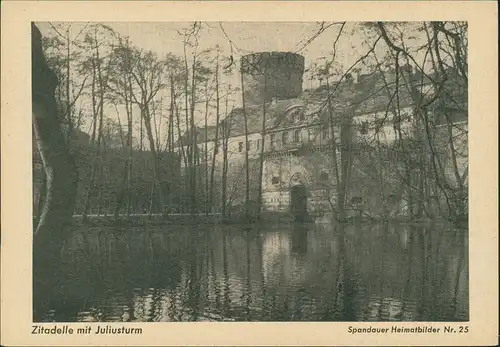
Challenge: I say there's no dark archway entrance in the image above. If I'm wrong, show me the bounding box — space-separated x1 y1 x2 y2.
290 185 308 222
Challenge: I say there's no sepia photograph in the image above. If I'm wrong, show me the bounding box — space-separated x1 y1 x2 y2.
1 1 497 346
32 20 468 323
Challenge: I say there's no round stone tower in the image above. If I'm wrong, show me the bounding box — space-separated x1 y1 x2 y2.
241 52 305 106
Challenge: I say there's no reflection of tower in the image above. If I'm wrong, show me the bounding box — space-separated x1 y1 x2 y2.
291 224 308 256
241 52 305 106
262 231 291 282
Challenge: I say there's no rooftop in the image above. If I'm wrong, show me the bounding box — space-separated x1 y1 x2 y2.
178 66 465 146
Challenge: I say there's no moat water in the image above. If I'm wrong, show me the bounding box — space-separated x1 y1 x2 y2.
40 222 468 322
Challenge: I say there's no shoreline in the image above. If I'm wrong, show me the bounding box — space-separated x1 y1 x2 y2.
52 212 467 228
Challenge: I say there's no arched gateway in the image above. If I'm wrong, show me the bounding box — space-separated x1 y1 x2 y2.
289 172 310 222
290 184 308 222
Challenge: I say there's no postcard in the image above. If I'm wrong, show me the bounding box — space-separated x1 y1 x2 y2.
1 1 498 346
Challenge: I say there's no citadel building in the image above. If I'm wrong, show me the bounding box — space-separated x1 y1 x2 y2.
176 51 468 218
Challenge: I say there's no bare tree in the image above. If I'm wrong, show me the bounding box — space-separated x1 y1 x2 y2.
209 48 223 213
81 24 115 221
375 21 468 222
240 58 251 220
128 47 167 215
108 36 135 218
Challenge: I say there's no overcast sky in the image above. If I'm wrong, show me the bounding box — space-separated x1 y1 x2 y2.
38 21 368 70
36 21 427 147
38 21 416 88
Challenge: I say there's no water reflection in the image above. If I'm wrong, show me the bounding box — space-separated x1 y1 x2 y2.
41 222 468 322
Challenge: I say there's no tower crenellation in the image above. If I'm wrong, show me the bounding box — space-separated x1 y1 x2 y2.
241 52 305 106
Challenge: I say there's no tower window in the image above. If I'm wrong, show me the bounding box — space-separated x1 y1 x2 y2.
238 142 243 152
359 121 369 135
351 196 363 205
294 129 301 143
308 128 314 142
282 131 288 145
257 139 261 150
322 127 329 140
270 134 276 148
374 119 385 131
272 176 280 185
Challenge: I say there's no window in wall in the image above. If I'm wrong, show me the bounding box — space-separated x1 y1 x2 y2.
308 128 314 142
247 140 252 151
320 172 329 181
272 176 280 185
238 141 243 152
214 141 219 154
282 131 288 145
351 196 363 205
270 134 276 148
322 127 329 140
294 129 301 143
257 139 261 150
374 119 385 132
359 121 369 135
387 194 397 203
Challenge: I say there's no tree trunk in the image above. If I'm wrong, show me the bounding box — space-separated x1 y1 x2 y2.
338 117 353 222
141 105 165 215
204 81 209 215
35 170 47 226
221 111 230 218
32 23 78 320
190 56 198 214
325 74 341 221
167 76 176 213
114 75 133 220
175 101 189 211
221 129 229 218
182 45 192 205
65 30 74 146
240 65 250 220
126 40 134 216
114 158 129 220
83 42 105 222
209 56 221 213
256 75 268 220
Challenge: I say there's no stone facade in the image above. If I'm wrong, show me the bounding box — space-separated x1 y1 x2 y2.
261 149 338 213
174 52 468 217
